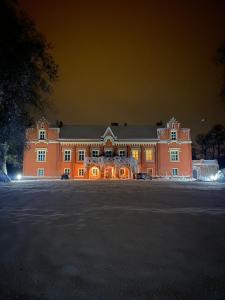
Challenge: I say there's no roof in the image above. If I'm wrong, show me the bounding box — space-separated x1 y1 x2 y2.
59 125 158 140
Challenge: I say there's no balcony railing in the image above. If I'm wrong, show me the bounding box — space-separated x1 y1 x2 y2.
84 156 138 172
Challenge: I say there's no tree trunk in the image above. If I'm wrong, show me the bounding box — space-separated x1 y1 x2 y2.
0 143 8 174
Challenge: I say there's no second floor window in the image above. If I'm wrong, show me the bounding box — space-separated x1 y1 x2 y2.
92 150 99 157
37 150 46 161
78 150 85 161
119 150 126 157
145 149 153 161
39 130 46 140
105 150 112 157
131 149 139 161
171 131 177 140
170 150 179 161
64 150 71 161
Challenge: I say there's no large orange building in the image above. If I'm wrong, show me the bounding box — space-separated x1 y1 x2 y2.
23 117 192 179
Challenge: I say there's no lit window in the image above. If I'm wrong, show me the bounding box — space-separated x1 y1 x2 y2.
64 168 70 175
37 168 45 176
170 150 179 161
145 149 153 161
92 150 99 157
120 168 125 176
78 168 84 176
119 150 126 157
105 150 112 157
64 150 71 161
132 149 139 160
92 167 99 176
39 130 46 140
171 131 177 140
172 168 178 176
37 150 46 161
78 150 85 161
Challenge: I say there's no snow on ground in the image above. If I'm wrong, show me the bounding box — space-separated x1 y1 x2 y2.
0 180 225 300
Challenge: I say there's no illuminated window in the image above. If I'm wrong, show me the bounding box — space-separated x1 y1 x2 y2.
37 150 46 161
64 168 70 175
105 150 112 157
170 150 179 161
78 168 84 176
64 150 71 161
37 168 45 176
39 130 46 140
120 168 125 176
145 149 153 161
92 150 99 157
92 167 99 176
132 149 139 160
119 150 126 157
78 150 85 161
171 131 177 140
172 168 178 176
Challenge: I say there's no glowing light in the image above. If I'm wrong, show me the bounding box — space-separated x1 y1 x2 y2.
16 174 22 180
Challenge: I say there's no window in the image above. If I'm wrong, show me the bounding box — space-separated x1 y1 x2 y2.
145 149 153 161
37 150 46 161
172 168 178 176
64 168 70 175
37 168 45 176
170 150 179 161
78 168 84 176
132 149 139 160
78 150 85 161
64 150 71 161
171 131 177 140
119 150 126 157
120 168 125 176
105 150 112 157
39 130 46 140
92 150 99 157
92 167 99 176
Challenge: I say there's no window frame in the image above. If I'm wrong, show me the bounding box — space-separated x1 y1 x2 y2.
37 168 45 176
36 149 47 162
131 149 139 161
105 149 113 157
78 168 84 177
64 149 72 162
92 167 99 176
171 130 177 141
145 148 153 161
64 168 71 175
169 149 179 162
39 130 46 140
172 168 178 176
78 149 85 161
119 149 126 157
92 149 99 157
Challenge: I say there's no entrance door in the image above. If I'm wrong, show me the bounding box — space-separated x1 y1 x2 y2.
105 167 113 179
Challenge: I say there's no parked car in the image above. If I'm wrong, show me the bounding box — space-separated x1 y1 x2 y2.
135 173 152 180
61 173 69 180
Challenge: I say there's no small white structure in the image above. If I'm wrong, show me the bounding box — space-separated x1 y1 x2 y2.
192 160 219 181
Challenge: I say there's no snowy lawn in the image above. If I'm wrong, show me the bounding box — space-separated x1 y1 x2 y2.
0 180 225 300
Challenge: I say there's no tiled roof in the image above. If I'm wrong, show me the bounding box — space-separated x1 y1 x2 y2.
59 125 158 140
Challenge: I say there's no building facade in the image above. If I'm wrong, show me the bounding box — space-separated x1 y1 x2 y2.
23 117 192 179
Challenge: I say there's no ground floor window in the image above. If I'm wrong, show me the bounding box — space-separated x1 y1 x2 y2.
78 168 84 176
37 168 45 176
120 168 125 176
172 168 178 176
64 168 70 175
92 167 99 176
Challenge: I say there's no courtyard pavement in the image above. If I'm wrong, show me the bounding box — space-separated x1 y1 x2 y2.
0 180 225 299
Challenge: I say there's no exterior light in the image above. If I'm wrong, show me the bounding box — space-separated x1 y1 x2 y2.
16 174 22 180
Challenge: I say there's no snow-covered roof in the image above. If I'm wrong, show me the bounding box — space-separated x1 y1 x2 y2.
59 125 158 140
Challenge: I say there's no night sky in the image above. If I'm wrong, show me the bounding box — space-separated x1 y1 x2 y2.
20 0 225 135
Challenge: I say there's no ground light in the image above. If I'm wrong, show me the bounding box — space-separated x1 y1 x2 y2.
16 173 22 180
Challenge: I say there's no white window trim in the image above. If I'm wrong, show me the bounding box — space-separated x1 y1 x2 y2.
64 168 71 175
77 149 85 161
91 149 100 157
172 168 179 176
170 130 177 141
104 149 113 157
91 167 99 176
37 168 45 176
145 148 153 161
38 129 46 140
36 149 47 162
169 149 180 162
64 149 72 162
119 149 126 157
78 168 84 177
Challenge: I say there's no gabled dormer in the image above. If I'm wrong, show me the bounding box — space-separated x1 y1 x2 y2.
36 117 49 140
101 126 118 144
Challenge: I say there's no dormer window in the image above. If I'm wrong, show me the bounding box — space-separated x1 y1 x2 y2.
171 131 177 140
39 130 46 140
